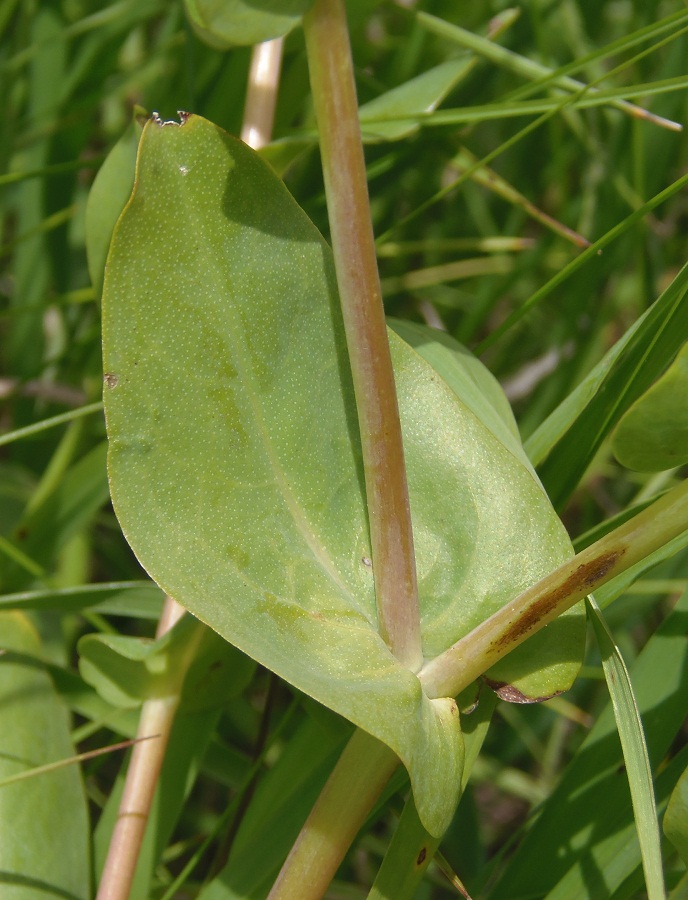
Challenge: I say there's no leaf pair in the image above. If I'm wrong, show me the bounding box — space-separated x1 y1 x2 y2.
102 114 585 836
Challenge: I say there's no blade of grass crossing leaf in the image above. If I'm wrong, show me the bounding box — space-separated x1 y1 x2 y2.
586 595 665 900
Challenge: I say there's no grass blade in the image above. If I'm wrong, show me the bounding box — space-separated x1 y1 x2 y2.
586 595 666 900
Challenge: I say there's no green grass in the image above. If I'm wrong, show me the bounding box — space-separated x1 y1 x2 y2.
1 1 687 897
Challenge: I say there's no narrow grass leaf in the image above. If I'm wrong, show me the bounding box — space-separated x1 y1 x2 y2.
586 594 665 900
490 587 688 898
475 176 688 359
0 401 103 448
359 59 481 143
526 261 688 506
0 581 164 617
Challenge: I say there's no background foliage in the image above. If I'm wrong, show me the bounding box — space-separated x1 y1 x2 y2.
0 0 687 897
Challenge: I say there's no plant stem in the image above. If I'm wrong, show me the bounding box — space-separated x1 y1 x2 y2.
303 0 422 671
96 597 187 900
97 39 282 900
240 38 283 150
97 38 286 899
420 478 688 699
267 729 400 900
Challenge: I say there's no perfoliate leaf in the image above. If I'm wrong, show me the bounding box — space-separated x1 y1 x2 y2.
102 114 584 835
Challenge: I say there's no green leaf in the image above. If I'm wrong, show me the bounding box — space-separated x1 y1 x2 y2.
85 114 144 294
368 797 440 900
664 763 688 868
388 320 523 463
0 611 90 899
612 342 688 472
183 0 312 48
388 319 585 701
359 59 475 142
102 114 583 835
79 614 254 710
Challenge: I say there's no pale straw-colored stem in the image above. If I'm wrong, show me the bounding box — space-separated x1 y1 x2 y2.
97 36 284 899
96 597 186 900
241 38 284 150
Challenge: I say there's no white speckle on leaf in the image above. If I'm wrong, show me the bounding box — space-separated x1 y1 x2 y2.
179 165 190 176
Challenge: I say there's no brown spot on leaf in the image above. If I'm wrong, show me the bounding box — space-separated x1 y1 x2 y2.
492 550 623 651
416 847 427 866
103 373 119 389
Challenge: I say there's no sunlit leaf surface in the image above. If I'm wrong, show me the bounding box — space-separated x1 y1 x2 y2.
103 114 584 834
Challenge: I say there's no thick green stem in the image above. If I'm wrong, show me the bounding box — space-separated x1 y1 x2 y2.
267 729 399 900
303 0 422 671
420 478 688 699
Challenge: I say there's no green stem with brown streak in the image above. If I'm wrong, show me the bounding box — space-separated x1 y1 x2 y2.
420 477 688 699
270 479 688 899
